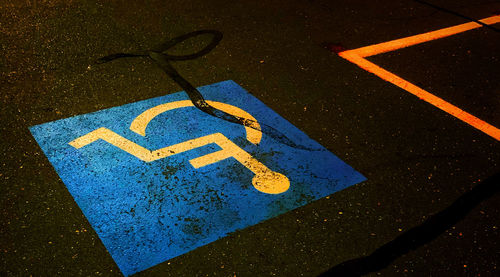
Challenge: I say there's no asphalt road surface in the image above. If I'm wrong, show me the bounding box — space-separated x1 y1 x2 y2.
1 0 499 276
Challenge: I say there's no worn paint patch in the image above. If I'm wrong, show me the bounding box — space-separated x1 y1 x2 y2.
29 80 366 276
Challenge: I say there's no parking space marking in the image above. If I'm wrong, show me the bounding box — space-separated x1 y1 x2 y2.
339 15 500 141
70 129 290 194
29 80 366 276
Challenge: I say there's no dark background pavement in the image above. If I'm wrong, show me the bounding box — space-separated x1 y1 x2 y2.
1 0 499 276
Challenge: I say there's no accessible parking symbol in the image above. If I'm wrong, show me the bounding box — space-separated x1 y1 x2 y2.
30 80 366 275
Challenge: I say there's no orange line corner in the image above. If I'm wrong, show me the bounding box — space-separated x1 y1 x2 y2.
338 15 500 141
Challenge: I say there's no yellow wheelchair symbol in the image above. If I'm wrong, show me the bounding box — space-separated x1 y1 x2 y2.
69 100 290 194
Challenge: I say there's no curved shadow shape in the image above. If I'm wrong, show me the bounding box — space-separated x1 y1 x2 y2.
96 30 323 151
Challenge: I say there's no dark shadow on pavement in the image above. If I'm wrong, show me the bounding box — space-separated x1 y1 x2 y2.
319 171 500 276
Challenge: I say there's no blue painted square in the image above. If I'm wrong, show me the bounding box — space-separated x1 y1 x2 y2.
29 80 366 276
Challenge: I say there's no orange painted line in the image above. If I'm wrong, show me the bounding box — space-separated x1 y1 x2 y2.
339 52 500 140
342 15 500 58
338 15 500 141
